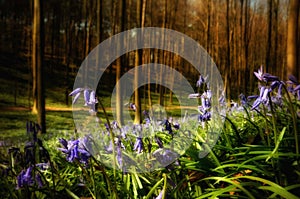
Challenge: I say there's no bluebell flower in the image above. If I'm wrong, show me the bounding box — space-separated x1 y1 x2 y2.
153 149 178 166
69 88 83 96
198 111 211 122
262 73 279 82
201 95 211 111
155 189 164 199
143 110 149 118
250 86 271 110
173 122 180 130
239 93 247 106
188 93 200 99
254 65 264 81
129 103 136 111
133 137 143 153
83 89 90 106
219 95 225 106
35 163 49 170
254 66 279 83
112 121 119 129
17 166 34 189
69 88 83 104
35 173 43 188
58 138 90 165
287 75 300 100
196 75 207 88
144 118 151 125
164 119 173 135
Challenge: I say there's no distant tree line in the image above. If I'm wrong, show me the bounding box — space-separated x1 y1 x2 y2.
0 0 299 127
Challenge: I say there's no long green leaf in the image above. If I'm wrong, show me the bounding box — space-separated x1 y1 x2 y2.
266 127 286 162
200 176 255 199
145 177 164 199
235 176 299 199
65 188 80 199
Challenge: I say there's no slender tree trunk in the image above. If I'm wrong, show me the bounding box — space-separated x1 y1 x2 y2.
115 0 125 126
286 0 299 78
32 0 45 133
266 0 273 73
225 0 231 103
134 0 146 124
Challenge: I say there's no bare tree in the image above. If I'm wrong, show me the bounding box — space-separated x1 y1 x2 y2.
32 0 46 133
286 0 299 78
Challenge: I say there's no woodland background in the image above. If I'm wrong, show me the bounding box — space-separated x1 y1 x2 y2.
0 0 299 131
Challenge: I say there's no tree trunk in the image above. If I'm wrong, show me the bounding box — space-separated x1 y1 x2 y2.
32 0 45 133
286 0 299 78
225 0 231 103
134 0 146 124
266 0 273 73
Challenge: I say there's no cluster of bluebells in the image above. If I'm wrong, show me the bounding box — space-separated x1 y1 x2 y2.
58 137 91 166
162 117 180 136
7 121 50 189
69 88 98 113
17 166 43 189
68 87 185 170
287 75 300 101
189 75 212 125
247 66 300 111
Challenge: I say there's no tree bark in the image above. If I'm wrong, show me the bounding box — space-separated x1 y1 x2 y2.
286 0 299 78
32 0 45 133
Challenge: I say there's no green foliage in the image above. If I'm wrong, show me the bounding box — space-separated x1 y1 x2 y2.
1 87 300 199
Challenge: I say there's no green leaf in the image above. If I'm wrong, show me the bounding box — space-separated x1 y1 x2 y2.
145 177 164 199
266 127 286 162
235 176 299 199
65 188 80 199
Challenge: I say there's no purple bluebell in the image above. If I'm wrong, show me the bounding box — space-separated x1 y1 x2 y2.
250 86 271 110
287 75 300 100
153 149 178 166
145 118 151 125
201 95 211 111
35 163 49 170
112 121 119 129
72 92 81 104
133 137 143 153
164 119 173 135
254 65 264 81
239 93 247 106
83 89 90 106
196 75 207 88
262 73 279 82
188 93 200 99
35 173 43 188
173 122 180 130
143 110 149 117
58 138 90 164
254 66 280 83
69 88 83 96
17 166 34 189
70 88 83 104
104 123 110 132
155 189 164 199
198 111 211 122
219 94 225 106
129 103 136 111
